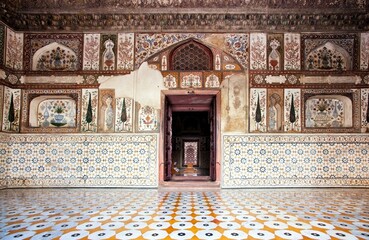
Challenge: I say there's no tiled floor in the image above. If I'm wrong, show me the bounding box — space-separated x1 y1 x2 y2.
1 188 369 240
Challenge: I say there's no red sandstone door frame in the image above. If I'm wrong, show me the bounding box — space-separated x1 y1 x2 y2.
160 90 221 183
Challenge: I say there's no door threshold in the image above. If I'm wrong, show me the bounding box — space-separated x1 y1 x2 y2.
159 180 220 190
171 175 211 181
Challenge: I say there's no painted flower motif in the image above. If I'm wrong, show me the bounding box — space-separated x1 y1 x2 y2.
254 75 264 84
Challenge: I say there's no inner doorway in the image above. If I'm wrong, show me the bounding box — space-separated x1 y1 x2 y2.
164 93 218 182
171 111 210 179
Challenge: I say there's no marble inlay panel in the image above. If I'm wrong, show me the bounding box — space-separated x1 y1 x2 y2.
223 134 369 188
0 134 158 188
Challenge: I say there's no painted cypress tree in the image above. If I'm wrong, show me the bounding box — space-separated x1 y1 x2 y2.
120 98 127 123
85 92 93 131
8 93 15 131
255 94 262 130
366 94 369 123
289 94 296 130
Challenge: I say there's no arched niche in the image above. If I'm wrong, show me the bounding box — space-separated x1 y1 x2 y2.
29 95 76 128
32 42 78 71
305 94 352 128
305 42 352 71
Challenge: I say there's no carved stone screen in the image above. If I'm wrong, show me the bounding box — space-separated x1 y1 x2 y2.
183 141 199 166
171 41 213 70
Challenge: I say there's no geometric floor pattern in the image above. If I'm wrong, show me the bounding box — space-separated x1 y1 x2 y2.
1 188 369 239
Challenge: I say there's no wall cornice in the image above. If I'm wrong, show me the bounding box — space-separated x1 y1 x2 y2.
1 0 368 32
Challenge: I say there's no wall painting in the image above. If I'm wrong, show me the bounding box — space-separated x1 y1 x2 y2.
117 33 134 71
2 87 21 132
360 32 369 70
250 33 267 70
115 97 134 132
284 33 301 70
83 34 100 70
81 89 99 132
98 89 115 132
284 89 301 132
5 28 23 70
250 88 267 132
21 89 81 133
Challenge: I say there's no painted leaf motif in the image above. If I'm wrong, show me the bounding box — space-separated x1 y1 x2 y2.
255 94 262 123
289 94 296 123
86 92 93 124
121 98 127 123
8 93 15 123
366 95 369 123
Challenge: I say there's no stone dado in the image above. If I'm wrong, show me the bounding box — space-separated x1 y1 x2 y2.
1 133 368 188
223 134 369 188
0 133 158 188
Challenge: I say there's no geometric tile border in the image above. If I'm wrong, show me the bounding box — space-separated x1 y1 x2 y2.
223 134 369 188
0 133 158 188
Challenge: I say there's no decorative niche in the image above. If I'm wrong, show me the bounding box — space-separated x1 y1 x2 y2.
302 89 360 133
32 42 78 71
21 89 81 133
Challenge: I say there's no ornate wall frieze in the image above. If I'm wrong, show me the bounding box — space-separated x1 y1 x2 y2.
1 12 368 32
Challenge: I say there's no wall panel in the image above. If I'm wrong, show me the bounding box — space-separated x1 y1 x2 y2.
0 133 158 188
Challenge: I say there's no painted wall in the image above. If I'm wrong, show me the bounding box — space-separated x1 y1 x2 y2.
0 23 368 188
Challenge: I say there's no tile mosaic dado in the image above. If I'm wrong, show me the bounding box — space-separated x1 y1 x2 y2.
223 134 369 188
0 134 158 188
1 188 369 240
